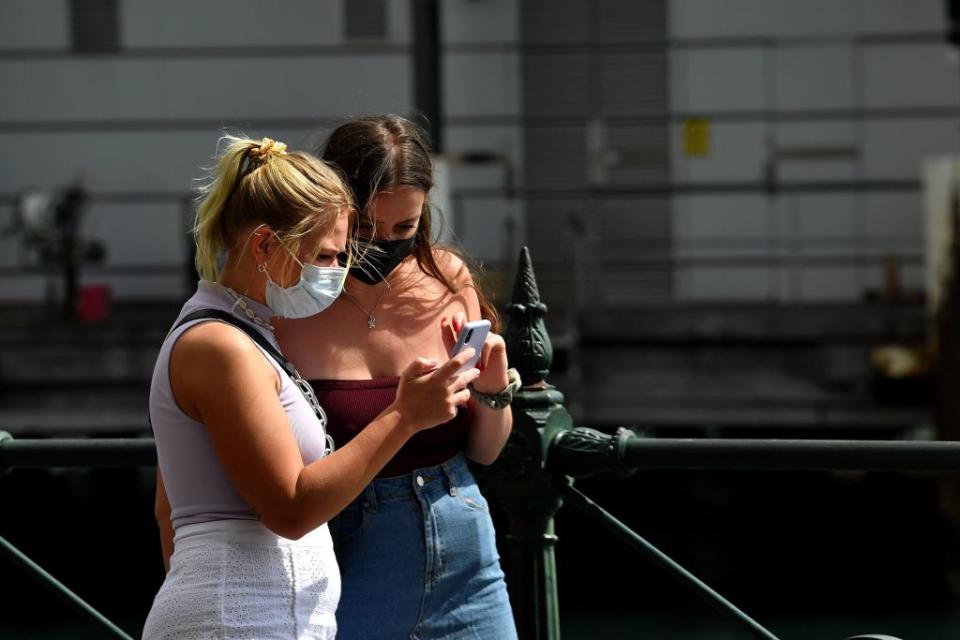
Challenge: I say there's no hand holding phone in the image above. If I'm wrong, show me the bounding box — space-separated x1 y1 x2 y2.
449 319 491 375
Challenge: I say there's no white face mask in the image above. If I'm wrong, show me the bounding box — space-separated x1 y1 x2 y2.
262 236 347 319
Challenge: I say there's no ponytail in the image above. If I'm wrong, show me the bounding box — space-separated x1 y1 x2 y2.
192 136 350 282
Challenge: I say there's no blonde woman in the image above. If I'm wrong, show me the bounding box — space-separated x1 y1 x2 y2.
143 136 480 639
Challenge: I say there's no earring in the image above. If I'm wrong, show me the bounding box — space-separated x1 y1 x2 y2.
257 263 267 274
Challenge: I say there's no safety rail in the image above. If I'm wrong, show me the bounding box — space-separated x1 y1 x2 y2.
0 247 943 640
0 432 949 640
480 247 931 640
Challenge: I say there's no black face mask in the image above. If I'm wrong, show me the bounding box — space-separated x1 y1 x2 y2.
346 236 416 285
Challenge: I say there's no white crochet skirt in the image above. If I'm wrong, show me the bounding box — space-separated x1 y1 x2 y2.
142 519 340 640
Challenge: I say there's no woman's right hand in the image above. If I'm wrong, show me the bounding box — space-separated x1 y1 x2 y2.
393 349 480 431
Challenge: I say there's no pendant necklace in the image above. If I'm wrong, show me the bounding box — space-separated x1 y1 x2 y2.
341 282 391 329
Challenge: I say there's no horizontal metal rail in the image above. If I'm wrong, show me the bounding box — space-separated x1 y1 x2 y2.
620 438 960 473
0 432 156 472
549 430 960 478
5 433 960 474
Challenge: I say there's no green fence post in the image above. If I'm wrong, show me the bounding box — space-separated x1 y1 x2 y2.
0 431 12 477
485 247 572 640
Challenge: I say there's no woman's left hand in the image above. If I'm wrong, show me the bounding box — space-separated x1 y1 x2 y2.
441 312 510 394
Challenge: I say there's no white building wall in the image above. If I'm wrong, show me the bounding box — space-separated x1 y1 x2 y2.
442 0 524 269
0 0 523 302
3 0 952 305
670 0 958 301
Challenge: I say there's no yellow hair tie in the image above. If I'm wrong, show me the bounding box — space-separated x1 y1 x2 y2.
250 137 288 160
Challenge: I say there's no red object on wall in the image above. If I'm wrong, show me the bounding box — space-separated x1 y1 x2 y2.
77 284 111 322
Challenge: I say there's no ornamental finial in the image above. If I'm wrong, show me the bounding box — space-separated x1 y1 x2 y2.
504 247 553 384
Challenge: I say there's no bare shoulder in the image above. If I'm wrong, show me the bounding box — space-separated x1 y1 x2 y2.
430 248 482 317
432 247 474 287
174 320 258 359
171 321 277 387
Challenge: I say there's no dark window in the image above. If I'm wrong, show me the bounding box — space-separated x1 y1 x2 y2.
345 0 387 40
70 0 120 54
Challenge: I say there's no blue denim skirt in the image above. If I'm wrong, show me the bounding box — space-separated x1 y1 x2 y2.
330 454 517 640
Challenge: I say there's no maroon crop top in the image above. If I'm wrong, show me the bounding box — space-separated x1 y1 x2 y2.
309 377 471 477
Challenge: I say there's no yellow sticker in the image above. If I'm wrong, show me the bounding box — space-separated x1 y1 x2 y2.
683 118 710 156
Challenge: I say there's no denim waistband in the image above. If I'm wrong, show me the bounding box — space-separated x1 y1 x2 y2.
357 453 474 509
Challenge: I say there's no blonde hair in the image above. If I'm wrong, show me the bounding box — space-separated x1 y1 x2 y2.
194 135 353 281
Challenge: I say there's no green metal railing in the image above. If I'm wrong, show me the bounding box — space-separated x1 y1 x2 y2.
0 535 136 640
1 246 950 640
0 432 154 639
481 247 936 640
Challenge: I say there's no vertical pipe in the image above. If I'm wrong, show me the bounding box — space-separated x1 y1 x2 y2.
412 0 443 152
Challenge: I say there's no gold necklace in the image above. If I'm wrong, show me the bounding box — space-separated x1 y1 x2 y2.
341 282 390 329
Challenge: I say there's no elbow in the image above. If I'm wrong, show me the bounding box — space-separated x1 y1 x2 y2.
261 516 308 540
260 511 315 541
466 446 501 466
259 502 331 541
256 474 336 540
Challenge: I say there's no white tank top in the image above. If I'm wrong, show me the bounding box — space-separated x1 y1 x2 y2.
149 280 329 530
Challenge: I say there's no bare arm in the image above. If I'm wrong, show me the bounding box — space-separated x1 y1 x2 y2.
458 330 513 465
170 322 479 540
463 335 513 465
438 261 513 465
155 470 174 572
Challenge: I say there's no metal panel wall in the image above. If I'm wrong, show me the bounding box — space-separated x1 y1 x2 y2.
522 0 671 320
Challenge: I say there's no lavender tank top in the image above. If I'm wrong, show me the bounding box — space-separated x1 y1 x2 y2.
149 280 329 530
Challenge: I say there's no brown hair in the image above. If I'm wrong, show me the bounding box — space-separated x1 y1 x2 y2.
194 136 353 281
320 115 500 329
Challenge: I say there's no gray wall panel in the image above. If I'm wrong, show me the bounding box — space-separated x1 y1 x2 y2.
0 129 322 194
863 192 924 241
773 46 855 111
673 194 769 244
670 48 767 113
122 0 412 47
793 194 859 239
859 0 944 34
442 0 518 44
91 203 188 266
0 56 412 122
0 0 69 50
670 0 948 302
671 0 858 38
863 44 960 109
444 53 520 117
449 196 524 265
863 119 960 180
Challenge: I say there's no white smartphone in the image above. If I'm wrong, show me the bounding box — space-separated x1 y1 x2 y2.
449 319 491 374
